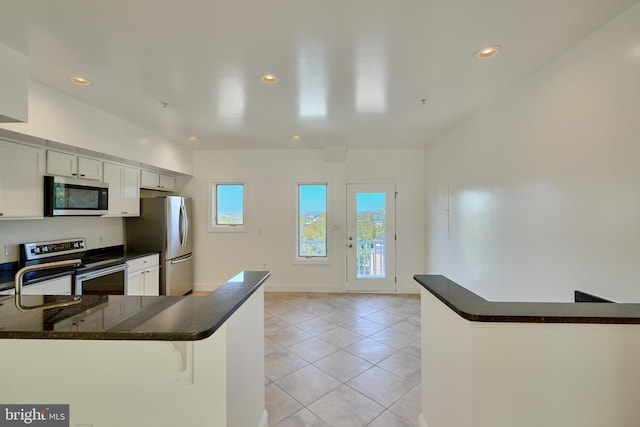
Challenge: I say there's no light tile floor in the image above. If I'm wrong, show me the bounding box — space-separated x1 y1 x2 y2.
264 292 421 427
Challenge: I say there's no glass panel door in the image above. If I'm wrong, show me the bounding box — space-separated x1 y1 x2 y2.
346 184 396 292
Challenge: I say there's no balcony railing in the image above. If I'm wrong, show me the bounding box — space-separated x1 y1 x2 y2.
299 240 327 257
298 239 386 278
357 240 385 278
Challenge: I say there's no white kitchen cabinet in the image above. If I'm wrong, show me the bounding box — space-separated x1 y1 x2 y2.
0 274 73 295
140 169 176 191
159 174 176 191
0 140 44 219
46 150 102 181
103 161 140 217
126 254 160 296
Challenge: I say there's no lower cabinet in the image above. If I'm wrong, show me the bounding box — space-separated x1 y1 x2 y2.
126 254 160 296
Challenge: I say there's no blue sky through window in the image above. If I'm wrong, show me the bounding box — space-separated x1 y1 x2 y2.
218 185 243 211
217 184 243 224
299 185 326 213
356 193 385 212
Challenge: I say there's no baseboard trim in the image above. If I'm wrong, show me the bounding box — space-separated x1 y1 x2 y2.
265 282 345 293
257 409 268 427
194 281 419 294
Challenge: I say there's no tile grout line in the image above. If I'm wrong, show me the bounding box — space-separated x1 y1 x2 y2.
265 292 421 427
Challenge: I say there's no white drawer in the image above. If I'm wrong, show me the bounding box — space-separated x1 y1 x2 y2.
126 253 159 272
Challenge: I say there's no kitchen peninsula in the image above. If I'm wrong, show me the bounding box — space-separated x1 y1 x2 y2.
0 271 270 427
414 275 640 427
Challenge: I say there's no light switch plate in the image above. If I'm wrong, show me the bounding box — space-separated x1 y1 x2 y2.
4 243 17 257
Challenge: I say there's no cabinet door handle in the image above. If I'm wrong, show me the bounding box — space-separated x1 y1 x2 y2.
80 174 85 177
0 213 4 216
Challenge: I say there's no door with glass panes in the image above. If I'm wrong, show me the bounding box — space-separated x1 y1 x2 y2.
346 184 396 292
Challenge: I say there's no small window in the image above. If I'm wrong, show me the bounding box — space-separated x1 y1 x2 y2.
211 182 245 230
297 184 327 258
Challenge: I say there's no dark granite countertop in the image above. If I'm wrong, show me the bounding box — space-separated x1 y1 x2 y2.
0 271 270 340
414 274 640 324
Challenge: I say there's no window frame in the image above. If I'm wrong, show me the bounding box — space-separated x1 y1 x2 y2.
294 180 332 264
209 180 247 233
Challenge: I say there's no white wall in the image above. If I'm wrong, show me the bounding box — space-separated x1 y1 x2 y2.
0 42 28 122
183 148 425 293
0 216 123 264
425 3 640 302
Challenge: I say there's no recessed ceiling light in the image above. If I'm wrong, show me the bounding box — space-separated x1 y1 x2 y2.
262 74 278 83
474 46 501 59
71 76 91 85
291 135 301 142
187 136 199 143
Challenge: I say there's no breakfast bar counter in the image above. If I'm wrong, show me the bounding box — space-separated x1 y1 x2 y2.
414 274 640 324
413 274 640 427
0 270 270 339
0 271 271 427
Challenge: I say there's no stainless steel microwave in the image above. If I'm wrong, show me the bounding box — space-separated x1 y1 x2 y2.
44 176 109 216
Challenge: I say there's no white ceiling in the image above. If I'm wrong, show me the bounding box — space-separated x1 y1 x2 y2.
0 0 637 150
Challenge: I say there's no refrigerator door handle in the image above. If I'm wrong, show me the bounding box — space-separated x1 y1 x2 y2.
179 203 187 248
171 254 193 264
183 203 189 247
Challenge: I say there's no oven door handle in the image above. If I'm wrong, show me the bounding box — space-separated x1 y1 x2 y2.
76 264 128 281
14 259 83 312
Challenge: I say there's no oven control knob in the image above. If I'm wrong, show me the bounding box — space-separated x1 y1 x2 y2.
33 247 41 254
42 246 49 253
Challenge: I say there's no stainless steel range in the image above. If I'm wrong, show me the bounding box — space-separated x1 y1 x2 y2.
20 238 128 295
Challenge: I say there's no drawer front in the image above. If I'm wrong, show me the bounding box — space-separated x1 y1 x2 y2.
126 253 159 272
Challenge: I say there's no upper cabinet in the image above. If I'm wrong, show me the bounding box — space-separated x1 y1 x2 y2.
46 150 102 181
0 140 44 219
140 170 176 192
103 162 140 217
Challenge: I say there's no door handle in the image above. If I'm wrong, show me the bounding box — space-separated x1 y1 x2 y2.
171 255 193 264
179 204 188 247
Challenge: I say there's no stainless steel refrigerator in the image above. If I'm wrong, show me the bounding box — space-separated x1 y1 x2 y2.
125 196 193 295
